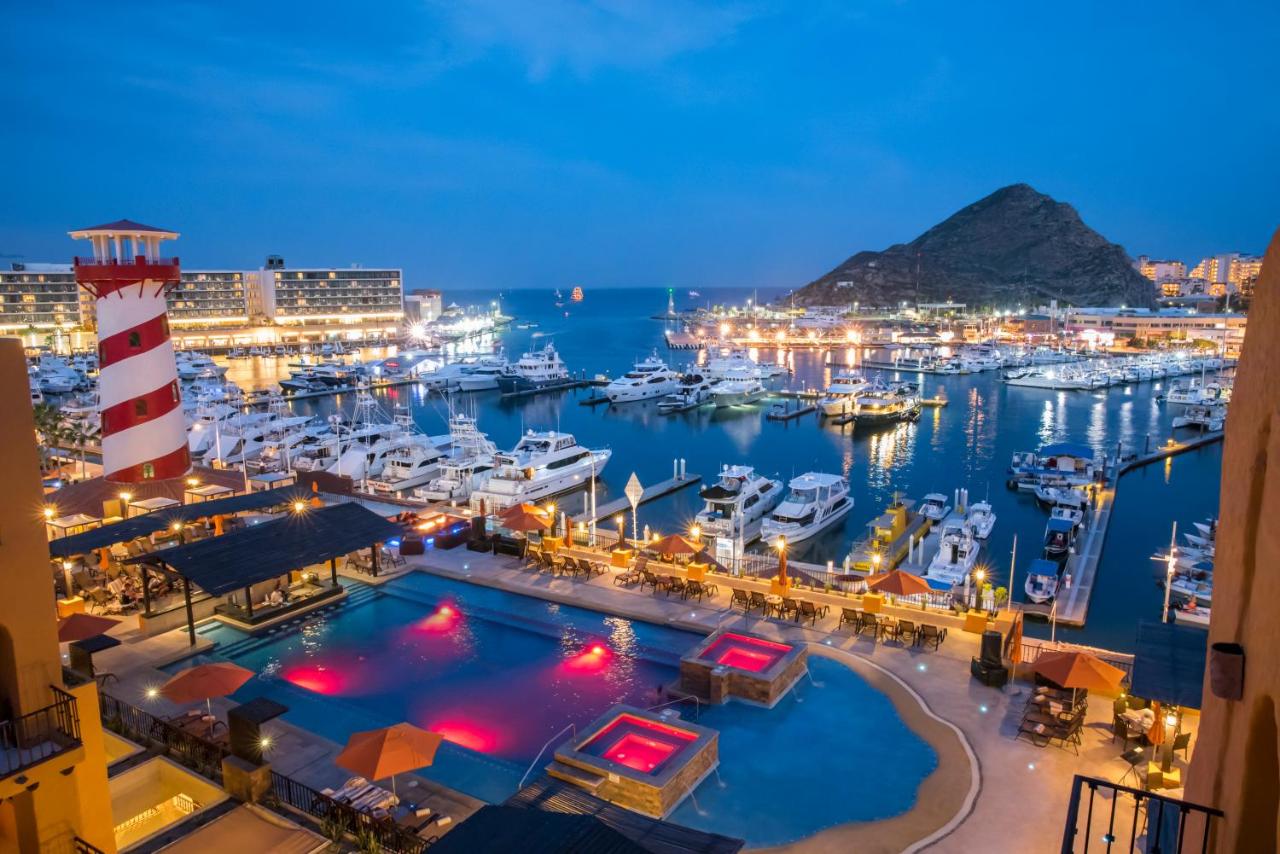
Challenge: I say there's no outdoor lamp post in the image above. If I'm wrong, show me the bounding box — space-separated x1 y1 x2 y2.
973 568 986 609
615 513 625 547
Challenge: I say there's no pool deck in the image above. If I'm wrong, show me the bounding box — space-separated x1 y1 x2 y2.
90 546 1198 853
405 546 1197 854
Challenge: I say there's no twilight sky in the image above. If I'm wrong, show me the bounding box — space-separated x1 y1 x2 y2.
2 1 1276 290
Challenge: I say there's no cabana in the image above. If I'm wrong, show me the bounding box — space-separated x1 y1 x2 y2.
126 502 402 644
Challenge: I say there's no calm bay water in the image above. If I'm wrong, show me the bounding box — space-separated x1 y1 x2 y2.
229 287 1223 652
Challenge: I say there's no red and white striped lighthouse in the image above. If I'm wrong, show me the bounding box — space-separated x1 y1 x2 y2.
70 220 191 483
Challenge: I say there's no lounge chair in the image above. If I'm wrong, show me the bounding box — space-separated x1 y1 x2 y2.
896 619 917 645
640 570 666 592
859 613 880 639
665 576 687 598
747 591 768 614
837 607 861 632
918 624 947 650
613 566 643 586
731 588 752 611
774 598 799 621
797 600 829 625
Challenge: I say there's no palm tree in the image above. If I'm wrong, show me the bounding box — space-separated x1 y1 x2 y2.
63 420 90 481
31 403 66 471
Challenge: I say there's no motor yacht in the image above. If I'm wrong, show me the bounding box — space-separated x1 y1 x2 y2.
497 343 570 393
469 430 610 512
1043 517 1076 560
413 414 498 502
925 521 980 586
1172 404 1226 432
850 383 920 425
657 373 717 413
760 473 853 544
918 492 951 522
456 356 511 392
367 441 450 494
704 349 787 380
711 368 767 407
694 465 784 544
605 351 681 402
817 371 870 416
966 500 997 539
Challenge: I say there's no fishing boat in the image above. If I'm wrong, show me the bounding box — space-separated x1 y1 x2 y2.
571 286 584 302
1043 517 1076 559
694 465 784 544
1171 404 1226 431
1024 557 1063 604
1172 601 1211 628
918 493 951 522
924 520 980 587
761 472 853 544
967 500 997 539
1034 484 1086 512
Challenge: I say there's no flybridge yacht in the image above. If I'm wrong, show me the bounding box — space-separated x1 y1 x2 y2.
175 352 228 382
415 414 498 502
818 371 870 416
605 351 681 402
925 521 980 587
918 493 951 522
760 472 853 544
966 500 997 539
1009 442 1100 488
851 382 920 425
704 349 787 380
657 373 717 413
694 465 784 544
469 430 611 512
497 343 570 393
711 368 767 407
456 355 512 392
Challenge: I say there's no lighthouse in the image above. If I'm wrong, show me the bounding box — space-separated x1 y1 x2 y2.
69 220 191 483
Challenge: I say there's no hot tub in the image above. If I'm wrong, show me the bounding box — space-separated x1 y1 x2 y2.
551 705 718 818
680 629 808 707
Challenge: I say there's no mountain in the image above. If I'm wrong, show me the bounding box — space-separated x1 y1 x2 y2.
789 184 1155 308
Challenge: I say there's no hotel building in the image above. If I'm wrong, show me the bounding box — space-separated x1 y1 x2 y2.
0 263 88 333
1065 306 1247 356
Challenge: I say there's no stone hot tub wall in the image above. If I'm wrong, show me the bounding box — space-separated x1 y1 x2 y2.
678 630 810 707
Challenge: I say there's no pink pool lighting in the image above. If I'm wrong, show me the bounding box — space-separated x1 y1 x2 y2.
563 642 612 673
415 601 462 633
579 713 697 775
699 633 793 673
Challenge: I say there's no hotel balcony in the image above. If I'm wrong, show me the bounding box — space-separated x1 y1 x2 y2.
0 686 83 788
1061 774 1223 852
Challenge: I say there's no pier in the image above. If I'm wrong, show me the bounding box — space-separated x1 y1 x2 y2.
766 402 816 421
1118 430 1224 474
571 472 702 524
498 379 591 400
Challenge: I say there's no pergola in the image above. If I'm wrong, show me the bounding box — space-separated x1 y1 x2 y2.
126 502 403 644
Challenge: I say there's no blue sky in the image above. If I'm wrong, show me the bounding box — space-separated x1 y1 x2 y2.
2 1 1276 290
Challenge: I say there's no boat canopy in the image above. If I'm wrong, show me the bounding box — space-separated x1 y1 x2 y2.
1027 557 1061 576
1046 518 1075 533
1038 442 1095 459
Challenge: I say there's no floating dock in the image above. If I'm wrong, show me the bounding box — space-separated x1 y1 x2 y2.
571 473 702 524
766 403 816 422
499 379 591 400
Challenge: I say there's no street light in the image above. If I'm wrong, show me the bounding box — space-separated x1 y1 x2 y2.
689 524 701 543
292 500 306 514
973 568 986 609
615 513 625 547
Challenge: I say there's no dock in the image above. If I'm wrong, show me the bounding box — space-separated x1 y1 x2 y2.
578 394 612 406
570 473 702 524
1117 431 1224 474
919 397 948 407
499 379 591 400
766 402 816 421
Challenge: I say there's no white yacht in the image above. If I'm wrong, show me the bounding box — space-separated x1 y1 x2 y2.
967 500 997 539
711 368 767 407
760 473 853 544
367 438 450 494
694 465 784 544
1172 404 1226 432
1050 504 1084 532
817 371 870 416
925 521 980 586
704 349 787 380
918 493 951 522
605 352 681 402
415 414 498 502
456 356 511 392
469 430 611 512
497 343 570 393
851 383 920 425
175 352 228 382
657 373 717 413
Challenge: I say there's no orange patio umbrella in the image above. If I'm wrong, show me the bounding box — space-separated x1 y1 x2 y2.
57 613 120 644
866 569 931 597
648 533 702 558
161 662 254 737
336 723 444 796
1032 650 1125 693
498 503 553 533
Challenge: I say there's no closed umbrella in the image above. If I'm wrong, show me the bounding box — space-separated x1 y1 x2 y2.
866 569 931 597
161 662 254 736
57 613 120 644
336 723 444 797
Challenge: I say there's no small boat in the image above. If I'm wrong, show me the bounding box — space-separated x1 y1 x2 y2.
1035 484 1086 512
1043 517 1076 559
760 472 853 544
571 286 584 302
918 493 951 522
1172 601 1211 628
1050 504 1084 532
967 500 997 539
925 521 980 586
1024 557 1063 604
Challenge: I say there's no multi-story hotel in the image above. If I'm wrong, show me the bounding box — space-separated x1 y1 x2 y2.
1134 256 1186 284
1065 306 1247 356
3 259 405 350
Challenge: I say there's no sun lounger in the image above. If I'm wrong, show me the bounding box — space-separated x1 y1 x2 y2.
838 607 860 631
731 588 752 611
797 600 828 625
747 591 769 614
918 624 947 649
613 566 643 586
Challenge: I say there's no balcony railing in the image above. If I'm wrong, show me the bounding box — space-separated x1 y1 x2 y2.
0 686 82 779
1061 774 1224 853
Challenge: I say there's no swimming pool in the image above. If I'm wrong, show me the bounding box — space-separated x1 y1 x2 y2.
174 574 939 846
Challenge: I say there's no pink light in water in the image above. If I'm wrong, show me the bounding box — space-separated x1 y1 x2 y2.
563 642 611 673
282 664 348 696
428 719 500 752
414 602 461 634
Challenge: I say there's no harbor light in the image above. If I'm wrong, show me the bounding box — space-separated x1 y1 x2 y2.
171 521 182 532
774 535 787 552
690 524 701 541
187 477 200 487
43 506 55 520
119 492 132 503
292 500 306 513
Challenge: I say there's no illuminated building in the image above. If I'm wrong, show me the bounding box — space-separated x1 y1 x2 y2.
268 266 403 326
1065 306 1246 356
0 337 117 851
0 263 87 334
1135 256 1186 283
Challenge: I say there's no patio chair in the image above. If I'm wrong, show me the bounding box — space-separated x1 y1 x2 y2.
897 619 917 645
665 576 687 598
731 588 752 611
747 591 768 614
523 546 543 569
837 607 861 632
84 587 114 615
1118 746 1147 788
685 580 710 601
1113 714 1139 749
613 566 643 586
796 600 822 625
859 613 880 640
918 624 947 650
640 570 666 592
1171 731 1192 760
777 598 800 621
380 546 406 568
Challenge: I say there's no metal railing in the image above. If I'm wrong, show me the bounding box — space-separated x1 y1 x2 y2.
267 771 428 854
1020 639 1135 681
73 837 107 854
0 686 82 779
99 693 230 781
1061 774 1223 853
518 723 576 790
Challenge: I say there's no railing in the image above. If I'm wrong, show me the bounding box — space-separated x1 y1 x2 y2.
267 771 428 854
99 693 230 781
0 686 82 779
1020 639 1136 681
1061 774 1223 853
518 723 576 790
73 836 107 854
647 691 702 721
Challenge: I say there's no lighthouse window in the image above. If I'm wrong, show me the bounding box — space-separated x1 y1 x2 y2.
142 463 155 479
128 331 141 348
134 399 148 417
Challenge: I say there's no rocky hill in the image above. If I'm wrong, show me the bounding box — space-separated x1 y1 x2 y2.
790 184 1155 308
